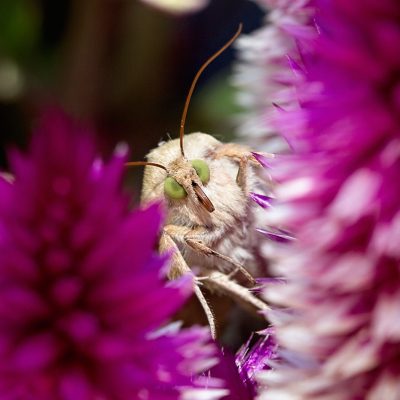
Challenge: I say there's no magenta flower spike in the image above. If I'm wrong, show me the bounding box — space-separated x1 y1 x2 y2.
249 192 273 209
209 330 276 400
0 111 220 400
237 0 400 399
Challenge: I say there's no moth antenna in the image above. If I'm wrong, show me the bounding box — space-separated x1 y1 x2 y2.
179 23 243 157
125 161 168 172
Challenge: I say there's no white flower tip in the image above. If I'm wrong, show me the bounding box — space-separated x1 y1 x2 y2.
0 172 14 183
141 0 209 15
114 141 129 157
329 168 380 222
276 177 314 200
147 321 183 339
180 388 229 400
92 158 104 173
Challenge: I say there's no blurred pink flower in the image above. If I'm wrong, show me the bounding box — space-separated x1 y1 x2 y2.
233 0 314 152
238 0 400 398
0 111 219 400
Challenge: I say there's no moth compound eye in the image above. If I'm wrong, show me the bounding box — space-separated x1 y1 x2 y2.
191 159 210 184
164 177 187 199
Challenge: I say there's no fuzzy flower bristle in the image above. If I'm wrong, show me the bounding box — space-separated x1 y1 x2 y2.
238 0 400 399
0 111 219 399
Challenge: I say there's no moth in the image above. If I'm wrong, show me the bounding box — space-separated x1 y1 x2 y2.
127 25 270 338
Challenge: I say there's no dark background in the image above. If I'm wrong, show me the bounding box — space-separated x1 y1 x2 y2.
0 0 264 196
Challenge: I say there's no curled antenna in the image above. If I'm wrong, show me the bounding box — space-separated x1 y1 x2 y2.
125 161 167 171
179 23 243 157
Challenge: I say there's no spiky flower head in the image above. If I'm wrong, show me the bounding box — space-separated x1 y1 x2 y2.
238 0 400 398
0 111 219 400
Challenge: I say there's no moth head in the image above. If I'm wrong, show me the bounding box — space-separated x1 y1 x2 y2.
164 156 214 213
125 157 214 213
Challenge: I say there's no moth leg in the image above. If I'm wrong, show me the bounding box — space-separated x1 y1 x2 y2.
203 271 269 313
160 229 190 280
212 144 262 195
163 225 267 325
212 143 271 167
163 224 256 285
236 155 249 194
160 229 217 339
212 143 251 162
185 237 255 285
193 285 217 339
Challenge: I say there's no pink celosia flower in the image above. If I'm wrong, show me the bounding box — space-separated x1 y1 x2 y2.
238 0 400 398
0 111 220 400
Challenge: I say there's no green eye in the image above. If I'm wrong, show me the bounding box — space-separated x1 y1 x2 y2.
191 159 210 184
164 177 187 199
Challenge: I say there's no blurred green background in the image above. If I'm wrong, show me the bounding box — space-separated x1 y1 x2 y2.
0 0 264 196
